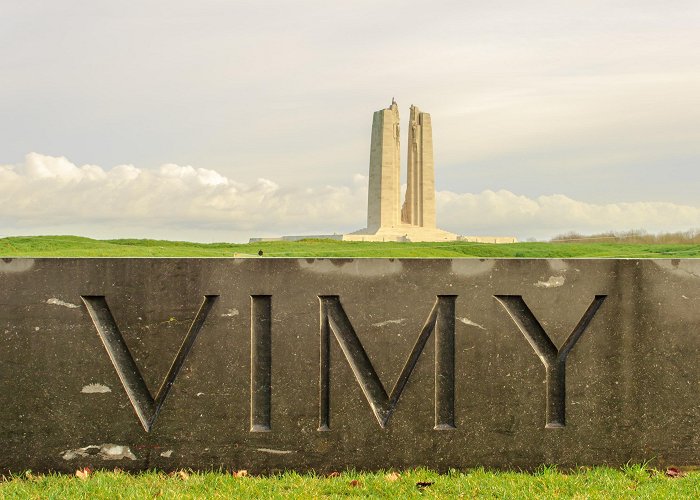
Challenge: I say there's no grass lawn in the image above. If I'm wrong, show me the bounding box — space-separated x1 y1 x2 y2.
1 235 699 258
1 466 699 499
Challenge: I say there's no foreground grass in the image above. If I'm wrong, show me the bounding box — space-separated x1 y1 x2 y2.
1 235 699 258
1 467 699 499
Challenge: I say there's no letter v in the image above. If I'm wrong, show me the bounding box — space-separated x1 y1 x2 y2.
81 295 218 432
494 294 606 428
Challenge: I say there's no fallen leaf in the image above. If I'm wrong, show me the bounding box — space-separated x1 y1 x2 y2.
416 481 434 489
75 467 91 480
233 470 248 478
349 479 362 487
385 472 400 482
666 467 684 478
328 471 340 478
177 470 190 480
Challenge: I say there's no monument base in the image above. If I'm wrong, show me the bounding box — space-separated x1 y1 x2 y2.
249 234 344 243
250 228 517 244
344 225 517 243
344 225 458 242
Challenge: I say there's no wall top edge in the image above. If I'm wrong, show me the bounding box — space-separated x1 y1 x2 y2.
1 257 698 261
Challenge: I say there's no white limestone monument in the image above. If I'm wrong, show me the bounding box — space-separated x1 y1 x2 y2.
250 99 516 243
345 99 514 242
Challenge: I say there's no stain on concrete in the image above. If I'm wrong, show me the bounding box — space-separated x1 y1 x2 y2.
299 258 402 277
256 448 293 455
655 260 700 280
0 259 34 273
450 259 495 277
372 318 406 327
548 259 569 272
81 383 112 394
457 317 486 330
61 444 136 461
47 298 80 309
535 276 566 288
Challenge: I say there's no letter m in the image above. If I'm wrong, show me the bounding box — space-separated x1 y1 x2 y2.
319 295 456 430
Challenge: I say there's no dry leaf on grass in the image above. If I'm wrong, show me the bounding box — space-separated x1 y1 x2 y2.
349 479 362 487
327 471 340 478
176 470 190 480
666 467 684 478
75 467 91 480
233 470 248 478
385 472 400 482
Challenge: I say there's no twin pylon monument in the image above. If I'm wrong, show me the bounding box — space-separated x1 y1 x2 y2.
250 99 515 243
345 99 461 242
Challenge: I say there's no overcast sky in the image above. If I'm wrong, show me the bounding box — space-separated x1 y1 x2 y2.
1 1 698 241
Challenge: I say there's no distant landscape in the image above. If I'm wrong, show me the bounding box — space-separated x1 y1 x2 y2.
1 235 698 258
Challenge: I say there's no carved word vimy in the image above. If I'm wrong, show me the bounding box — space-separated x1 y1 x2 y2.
1 258 699 473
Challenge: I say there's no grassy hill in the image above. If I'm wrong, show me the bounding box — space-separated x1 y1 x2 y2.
1 235 699 258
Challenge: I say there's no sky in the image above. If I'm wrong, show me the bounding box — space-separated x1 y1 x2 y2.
1 0 699 242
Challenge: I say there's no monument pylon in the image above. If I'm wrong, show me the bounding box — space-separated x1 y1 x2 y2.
347 99 462 242
367 98 401 231
250 99 516 244
401 104 436 228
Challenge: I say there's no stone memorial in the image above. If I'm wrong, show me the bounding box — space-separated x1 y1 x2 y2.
1 257 699 473
346 99 457 242
345 99 515 242
250 100 516 243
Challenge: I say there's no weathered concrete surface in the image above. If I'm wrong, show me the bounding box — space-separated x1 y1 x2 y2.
1 258 699 473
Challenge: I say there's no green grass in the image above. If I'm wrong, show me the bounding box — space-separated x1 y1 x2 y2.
1 466 699 499
1 235 699 258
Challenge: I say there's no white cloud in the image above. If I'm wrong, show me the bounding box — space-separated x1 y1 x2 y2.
0 153 367 241
3 1 699 205
0 153 698 242
436 190 700 239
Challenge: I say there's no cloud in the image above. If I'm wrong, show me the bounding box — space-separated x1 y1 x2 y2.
3 1 699 204
0 153 367 241
436 190 700 240
0 153 698 242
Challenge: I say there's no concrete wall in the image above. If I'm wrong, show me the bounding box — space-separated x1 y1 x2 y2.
1 258 699 473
